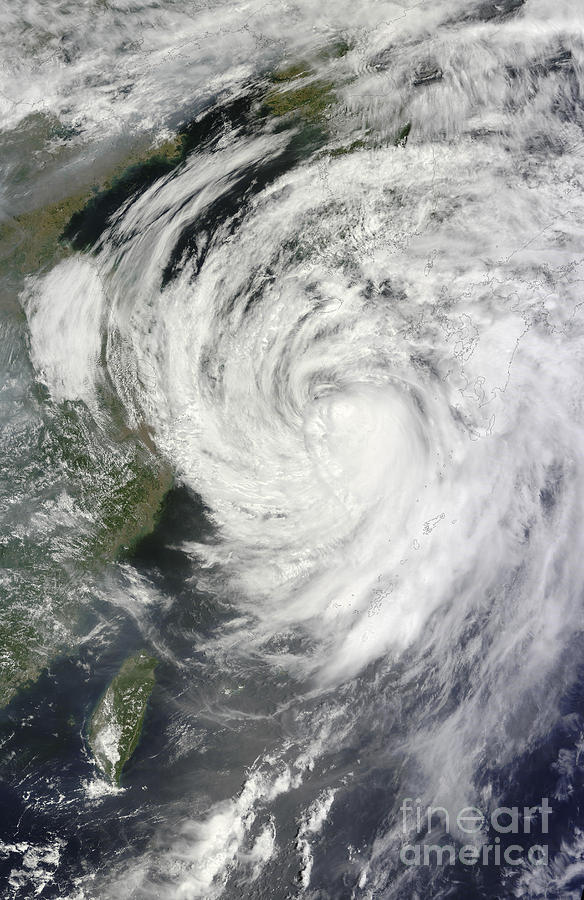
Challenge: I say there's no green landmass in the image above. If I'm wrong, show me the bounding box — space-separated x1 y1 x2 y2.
88 650 157 784
46 400 173 565
0 614 51 709
271 61 314 82
0 118 179 709
0 37 358 281
0 395 172 708
326 139 367 158
0 36 359 711
318 38 352 60
263 77 335 123
0 126 185 277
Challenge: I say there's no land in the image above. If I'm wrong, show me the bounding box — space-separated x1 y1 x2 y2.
88 651 158 784
0 38 396 718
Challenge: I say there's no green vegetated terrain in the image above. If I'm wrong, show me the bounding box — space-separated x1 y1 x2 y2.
0 35 405 722
0 122 178 708
263 42 411 157
0 393 172 708
0 125 186 277
46 401 173 566
88 651 158 784
263 74 336 122
261 44 345 141
0 35 409 283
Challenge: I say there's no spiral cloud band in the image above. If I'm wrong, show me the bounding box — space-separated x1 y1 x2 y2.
11 0 584 896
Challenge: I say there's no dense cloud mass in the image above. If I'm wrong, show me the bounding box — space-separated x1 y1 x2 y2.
3 0 584 897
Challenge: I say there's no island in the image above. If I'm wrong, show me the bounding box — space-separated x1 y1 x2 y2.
88 651 157 785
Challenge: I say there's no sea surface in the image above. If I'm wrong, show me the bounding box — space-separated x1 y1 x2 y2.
2 0 584 897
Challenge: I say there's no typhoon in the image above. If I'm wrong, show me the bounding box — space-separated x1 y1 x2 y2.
2 0 584 898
